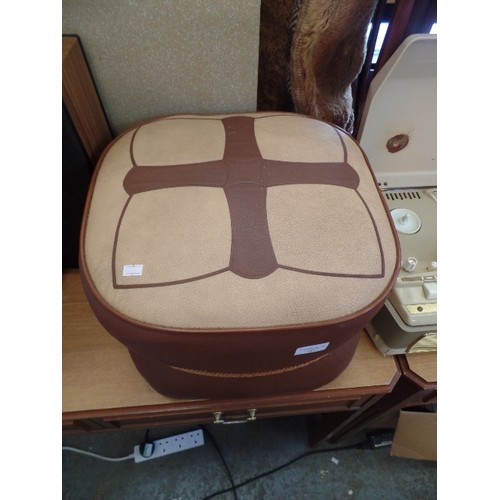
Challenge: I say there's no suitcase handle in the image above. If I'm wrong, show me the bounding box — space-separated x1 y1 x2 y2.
213 409 257 424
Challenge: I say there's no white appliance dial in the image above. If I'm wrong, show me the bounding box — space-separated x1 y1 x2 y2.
402 257 418 273
391 208 422 235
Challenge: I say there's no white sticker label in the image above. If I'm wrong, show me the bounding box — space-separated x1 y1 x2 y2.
122 264 144 277
294 342 330 356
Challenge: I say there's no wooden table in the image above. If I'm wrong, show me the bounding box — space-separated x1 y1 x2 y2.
315 350 437 444
403 351 437 404
62 269 400 438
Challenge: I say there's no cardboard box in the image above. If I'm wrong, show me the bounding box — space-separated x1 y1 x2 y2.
390 410 437 461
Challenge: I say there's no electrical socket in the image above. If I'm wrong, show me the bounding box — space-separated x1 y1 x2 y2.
133 429 204 463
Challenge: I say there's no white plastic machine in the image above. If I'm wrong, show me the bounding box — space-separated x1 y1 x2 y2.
358 34 437 355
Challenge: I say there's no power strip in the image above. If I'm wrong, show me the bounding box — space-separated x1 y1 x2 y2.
133 429 204 463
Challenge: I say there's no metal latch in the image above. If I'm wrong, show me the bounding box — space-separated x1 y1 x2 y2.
213 409 257 424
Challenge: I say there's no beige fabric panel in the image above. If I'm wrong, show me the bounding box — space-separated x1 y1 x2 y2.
84 130 134 286
133 118 225 166
268 185 381 275
94 269 396 330
255 115 344 162
338 127 399 282
115 187 231 286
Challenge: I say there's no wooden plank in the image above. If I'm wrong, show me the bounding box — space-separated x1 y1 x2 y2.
62 36 112 164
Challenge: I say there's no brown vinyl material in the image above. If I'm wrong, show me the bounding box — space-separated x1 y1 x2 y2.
80 112 400 399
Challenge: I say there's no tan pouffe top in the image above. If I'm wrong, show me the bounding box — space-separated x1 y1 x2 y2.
81 112 399 331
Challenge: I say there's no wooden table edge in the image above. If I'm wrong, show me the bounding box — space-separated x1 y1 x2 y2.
396 354 437 389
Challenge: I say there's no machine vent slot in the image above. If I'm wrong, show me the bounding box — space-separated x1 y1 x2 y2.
385 191 421 201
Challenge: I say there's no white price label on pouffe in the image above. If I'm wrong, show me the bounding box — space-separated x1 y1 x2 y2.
122 264 144 276
294 342 330 356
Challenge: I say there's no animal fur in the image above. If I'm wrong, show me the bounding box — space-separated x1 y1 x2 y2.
258 0 377 133
257 0 296 112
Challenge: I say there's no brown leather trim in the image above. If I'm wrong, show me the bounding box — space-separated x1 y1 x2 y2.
123 161 228 195
278 265 382 279
170 353 329 378
265 160 359 188
129 126 139 168
225 182 278 278
333 125 348 161
114 267 231 289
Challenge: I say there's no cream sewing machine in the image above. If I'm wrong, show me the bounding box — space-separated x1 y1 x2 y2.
358 34 437 355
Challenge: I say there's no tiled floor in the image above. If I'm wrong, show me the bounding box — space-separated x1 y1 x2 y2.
62 415 436 499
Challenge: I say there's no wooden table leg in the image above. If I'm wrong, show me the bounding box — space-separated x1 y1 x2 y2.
309 354 437 446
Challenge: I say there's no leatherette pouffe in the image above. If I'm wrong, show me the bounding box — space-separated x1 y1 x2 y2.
80 112 400 399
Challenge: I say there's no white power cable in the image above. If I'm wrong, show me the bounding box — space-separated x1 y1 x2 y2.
62 446 134 462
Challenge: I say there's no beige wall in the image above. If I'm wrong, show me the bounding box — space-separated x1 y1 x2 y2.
62 0 261 134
